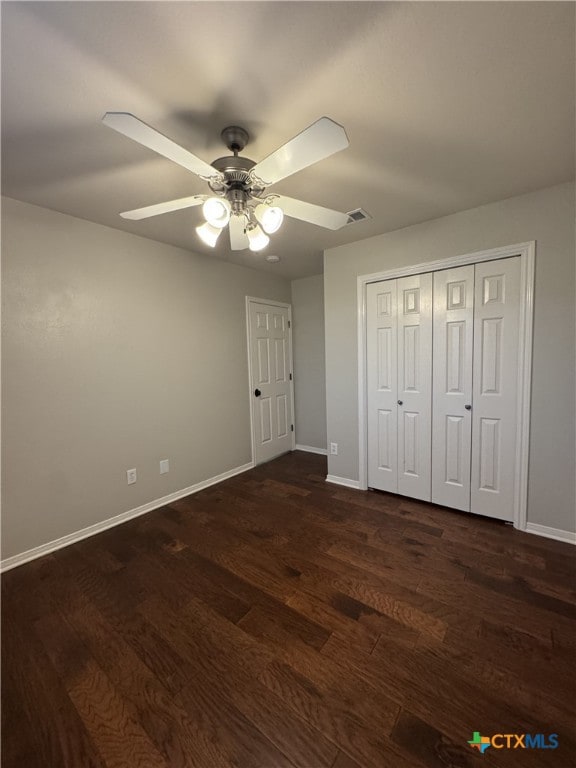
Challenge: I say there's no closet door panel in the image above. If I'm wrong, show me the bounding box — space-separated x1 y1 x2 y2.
367 281 398 493
397 273 432 501
431 266 474 511
471 257 521 521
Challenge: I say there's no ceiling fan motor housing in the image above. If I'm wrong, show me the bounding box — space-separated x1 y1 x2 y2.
209 152 265 210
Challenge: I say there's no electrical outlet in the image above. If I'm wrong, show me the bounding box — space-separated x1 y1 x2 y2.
160 459 169 474
330 442 338 455
126 468 137 485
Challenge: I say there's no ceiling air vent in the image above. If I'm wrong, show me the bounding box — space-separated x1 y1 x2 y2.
346 208 371 225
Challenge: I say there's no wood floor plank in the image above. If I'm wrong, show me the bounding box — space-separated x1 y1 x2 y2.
238 602 332 652
284 590 382 654
331 750 366 768
3 451 575 768
440 619 576 715
2 594 106 768
55 657 169 768
324 632 576 767
390 709 481 768
40 600 236 768
136 598 304 768
258 660 411 768
417 571 575 643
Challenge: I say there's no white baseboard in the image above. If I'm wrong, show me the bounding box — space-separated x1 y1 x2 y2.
0 461 254 573
524 522 576 545
326 474 361 490
295 444 328 456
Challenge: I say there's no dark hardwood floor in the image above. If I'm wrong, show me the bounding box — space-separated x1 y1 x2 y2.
3 451 576 768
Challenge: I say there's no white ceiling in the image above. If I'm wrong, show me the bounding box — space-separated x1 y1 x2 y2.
2 1 574 280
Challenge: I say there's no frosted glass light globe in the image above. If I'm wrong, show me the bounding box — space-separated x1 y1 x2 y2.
202 197 231 228
247 224 270 252
196 221 222 247
255 204 284 234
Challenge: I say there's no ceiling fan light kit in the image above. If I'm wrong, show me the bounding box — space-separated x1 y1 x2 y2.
202 197 231 228
255 203 284 234
102 112 356 254
195 221 222 247
246 223 270 252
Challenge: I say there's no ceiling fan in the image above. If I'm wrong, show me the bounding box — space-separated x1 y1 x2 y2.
102 112 353 252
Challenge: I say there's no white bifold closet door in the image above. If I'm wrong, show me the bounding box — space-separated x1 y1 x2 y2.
367 274 432 501
470 257 521 520
431 266 475 511
367 256 521 523
367 281 398 493
431 257 521 519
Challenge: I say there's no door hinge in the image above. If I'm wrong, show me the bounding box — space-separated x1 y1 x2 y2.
289 372 292 380
288 320 291 328
291 424 294 432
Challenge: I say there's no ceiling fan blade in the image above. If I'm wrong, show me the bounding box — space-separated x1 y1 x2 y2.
120 195 206 220
102 112 219 179
229 214 249 250
273 195 350 230
250 117 349 186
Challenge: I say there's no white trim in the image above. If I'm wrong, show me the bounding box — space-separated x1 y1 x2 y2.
246 299 257 466
525 523 576 545
513 243 535 531
245 297 296 465
0 461 254 573
357 272 368 491
326 474 361 490
245 296 292 309
358 241 535 284
295 444 328 455
288 305 296 452
357 241 535 530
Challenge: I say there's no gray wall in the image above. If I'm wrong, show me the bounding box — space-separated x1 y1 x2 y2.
324 182 576 534
291 274 327 451
1 197 291 560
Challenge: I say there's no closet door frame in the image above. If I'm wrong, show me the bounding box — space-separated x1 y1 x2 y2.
357 241 535 532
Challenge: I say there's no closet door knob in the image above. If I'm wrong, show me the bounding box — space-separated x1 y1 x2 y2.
397 400 403 406
465 404 472 410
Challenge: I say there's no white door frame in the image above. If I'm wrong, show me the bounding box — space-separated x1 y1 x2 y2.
246 297 296 464
357 241 535 531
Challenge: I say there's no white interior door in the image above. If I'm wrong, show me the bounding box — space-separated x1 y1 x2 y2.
396 273 433 501
367 280 398 493
431 266 475 511
471 257 521 521
367 275 432 500
248 300 293 464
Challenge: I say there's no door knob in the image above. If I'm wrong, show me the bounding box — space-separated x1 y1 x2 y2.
397 400 403 406
465 404 472 410
254 388 261 397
